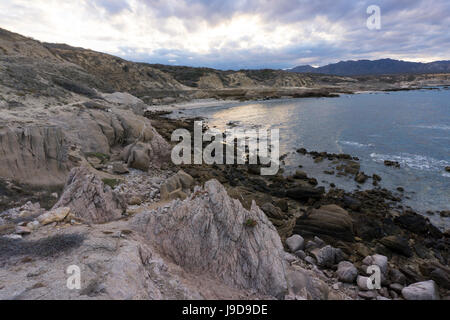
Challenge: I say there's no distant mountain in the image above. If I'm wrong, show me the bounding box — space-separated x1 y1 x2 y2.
289 58 450 76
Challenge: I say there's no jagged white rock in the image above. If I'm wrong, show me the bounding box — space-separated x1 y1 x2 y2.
132 179 289 298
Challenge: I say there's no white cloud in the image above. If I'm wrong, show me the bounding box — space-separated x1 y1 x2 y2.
0 0 448 69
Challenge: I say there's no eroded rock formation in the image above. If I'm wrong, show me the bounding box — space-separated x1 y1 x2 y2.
132 179 289 298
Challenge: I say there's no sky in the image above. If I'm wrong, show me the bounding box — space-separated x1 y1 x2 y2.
0 0 449 70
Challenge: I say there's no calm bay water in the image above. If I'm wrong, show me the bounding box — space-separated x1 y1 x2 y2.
169 89 450 229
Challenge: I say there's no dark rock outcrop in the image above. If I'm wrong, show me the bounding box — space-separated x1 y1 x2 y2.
294 205 354 241
286 186 325 201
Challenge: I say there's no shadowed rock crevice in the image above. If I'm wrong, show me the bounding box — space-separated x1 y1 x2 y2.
0 233 85 264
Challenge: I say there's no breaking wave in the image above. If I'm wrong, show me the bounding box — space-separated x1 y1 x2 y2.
338 140 374 148
370 152 450 171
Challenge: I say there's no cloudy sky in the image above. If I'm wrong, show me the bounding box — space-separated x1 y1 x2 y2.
1 0 449 69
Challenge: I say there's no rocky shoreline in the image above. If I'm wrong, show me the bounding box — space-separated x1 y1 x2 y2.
1 94 449 300
148 112 450 298
0 27 449 300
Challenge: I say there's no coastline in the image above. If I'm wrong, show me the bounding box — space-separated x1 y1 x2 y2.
148 85 450 113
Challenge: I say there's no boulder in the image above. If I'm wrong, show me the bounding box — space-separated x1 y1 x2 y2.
389 268 407 285
401 280 440 300
37 207 71 225
293 170 308 180
294 250 307 260
261 202 285 220
310 245 343 268
286 186 325 201
52 167 126 224
420 262 450 290
160 170 194 201
294 205 354 241
102 92 147 115
336 261 358 283
395 213 428 234
357 275 371 291
355 172 368 184
430 268 450 290
132 179 289 298
286 235 305 252
121 142 151 171
380 235 413 257
362 254 388 275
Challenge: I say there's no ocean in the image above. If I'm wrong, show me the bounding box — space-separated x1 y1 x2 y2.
168 88 450 230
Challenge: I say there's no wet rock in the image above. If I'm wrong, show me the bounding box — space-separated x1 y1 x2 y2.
401 280 440 300
355 172 368 184
395 213 428 235
372 174 382 182
380 235 413 257
286 234 305 252
342 195 362 211
445 166 450 172
336 261 358 283
338 161 360 175
53 167 126 224
286 186 324 201
384 160 400 168
294 205 354 241
293 170 308 180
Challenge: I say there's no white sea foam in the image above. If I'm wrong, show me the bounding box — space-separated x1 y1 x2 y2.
339 140 374 148
412 125 450 131
370 152 450 172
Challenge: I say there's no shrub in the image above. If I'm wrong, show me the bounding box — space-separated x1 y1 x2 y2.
244 218 258 228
